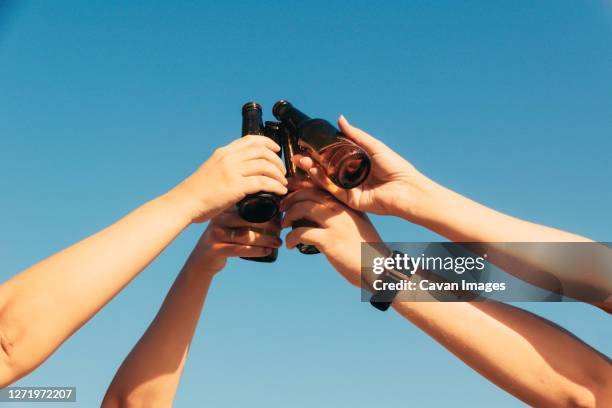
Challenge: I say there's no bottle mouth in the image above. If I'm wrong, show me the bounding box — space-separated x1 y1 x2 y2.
272 100 291 119
297 243 321 255
242 101 262 115
330 150 371 189
237 194 279 223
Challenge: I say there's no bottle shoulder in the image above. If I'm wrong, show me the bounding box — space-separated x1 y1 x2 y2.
296 118 337 135
299 117 332 126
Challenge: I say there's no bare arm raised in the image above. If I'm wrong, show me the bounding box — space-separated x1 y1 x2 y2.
102 209 281 408
0 135 287 387
292 117 610 309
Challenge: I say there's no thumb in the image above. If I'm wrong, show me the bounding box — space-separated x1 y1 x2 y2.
292 155 349 202
292 155 350 203
306 165 350 204
338 115 385 154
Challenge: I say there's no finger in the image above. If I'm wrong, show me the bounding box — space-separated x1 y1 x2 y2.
337 115 385 153
239 146 286 175
219 206 239 215
290 157 349 202
241 159 288 185
213 242 273 258
280 187 334 211
215 226 282 247
229 134 281 153
287 175 314 191
230 227 283 247
307 166 347 199
245 176 288 196
285 227 326 250
282 201 336 228
211 212 282 232
291 155 347 200
292 154 315 171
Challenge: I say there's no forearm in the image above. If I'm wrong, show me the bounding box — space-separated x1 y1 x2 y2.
102 261 214 408
401 181 611 307
408 180 590 242
0 192 192 385
393 300 610 407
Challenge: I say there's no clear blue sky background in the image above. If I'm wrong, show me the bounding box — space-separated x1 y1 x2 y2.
1 1 611 407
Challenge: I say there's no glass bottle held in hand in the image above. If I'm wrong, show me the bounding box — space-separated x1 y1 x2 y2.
239 118 282 263
273 100 371 189
280 123 320 255
236 102 281 223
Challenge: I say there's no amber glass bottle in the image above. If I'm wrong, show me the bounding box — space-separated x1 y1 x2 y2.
273 100 371 189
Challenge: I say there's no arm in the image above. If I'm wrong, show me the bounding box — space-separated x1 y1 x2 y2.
102 209 281 408
282 188 611 408
297 116 589 243
0 135 288 387
392 300 610 408
294 116 610 308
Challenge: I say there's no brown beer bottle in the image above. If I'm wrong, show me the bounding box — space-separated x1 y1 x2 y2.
280 122 320 255
273 100 371 189
236 102 281 223
240 120 282 263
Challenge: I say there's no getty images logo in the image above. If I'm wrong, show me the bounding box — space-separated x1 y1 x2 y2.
372 252 488 275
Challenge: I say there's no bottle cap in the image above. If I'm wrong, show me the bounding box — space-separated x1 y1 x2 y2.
272 100 291 119
242 101 262 115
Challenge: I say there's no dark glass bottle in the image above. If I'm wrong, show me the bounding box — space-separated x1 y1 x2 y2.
280 123 320 255
273 100 371 189
240 119 282 263
236 102 281 223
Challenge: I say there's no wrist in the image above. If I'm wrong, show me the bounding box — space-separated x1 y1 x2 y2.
412 180 449 226
404 179 485 242
142 192 194 231
393 175 443 224
161 185 205 225
183 256 223 280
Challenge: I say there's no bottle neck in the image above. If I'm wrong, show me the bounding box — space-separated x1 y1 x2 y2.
264 121 282 146
242 109 264 136
277 104 311 131
280 125 308 179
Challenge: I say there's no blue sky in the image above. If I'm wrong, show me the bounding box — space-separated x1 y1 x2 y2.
1 1 611 406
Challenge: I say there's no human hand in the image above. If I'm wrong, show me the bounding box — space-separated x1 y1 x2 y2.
186 208 283 275
294 116 434 222
168 135 288 223
281 188 382 287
